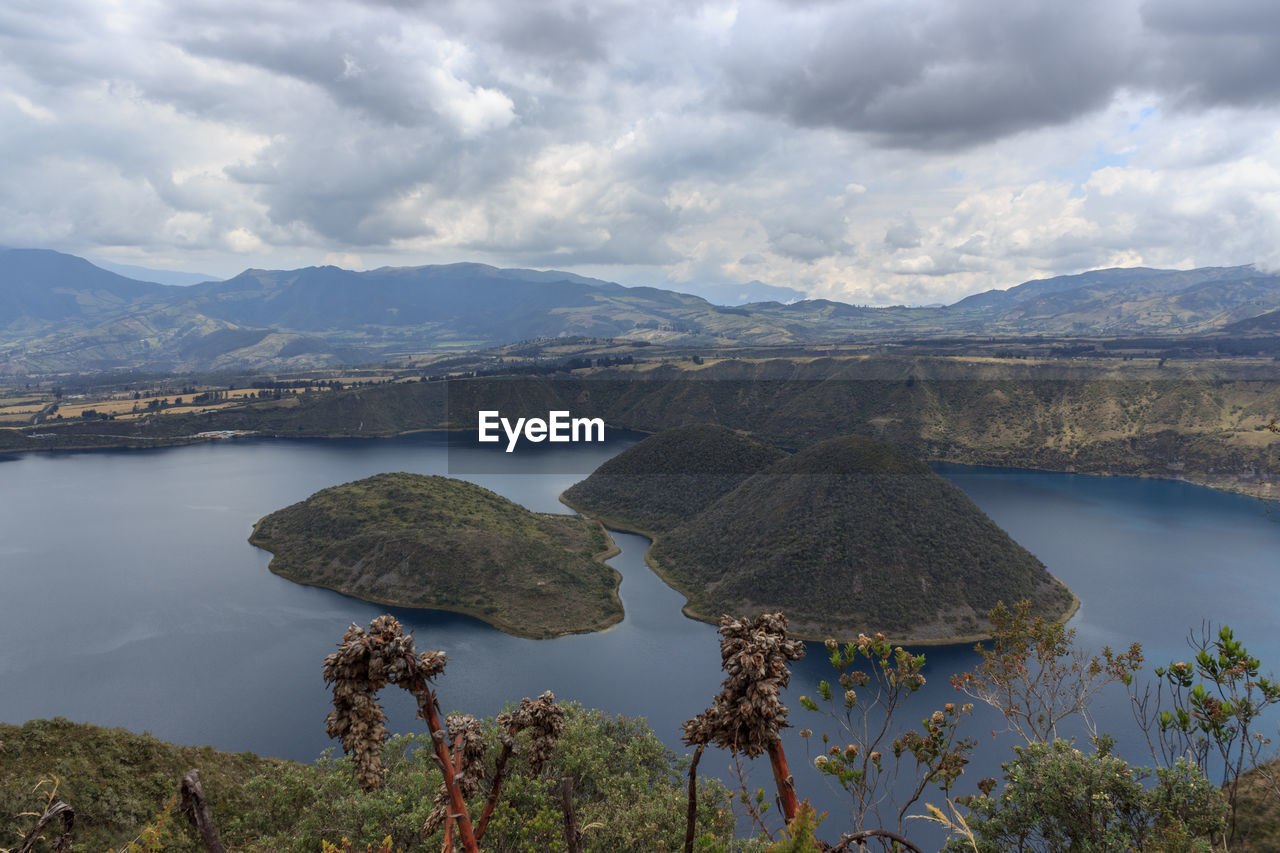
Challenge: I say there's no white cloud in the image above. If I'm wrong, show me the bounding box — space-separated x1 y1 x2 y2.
0 0 1278 302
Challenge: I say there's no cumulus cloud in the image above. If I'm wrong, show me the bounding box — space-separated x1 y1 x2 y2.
0 0 1279 304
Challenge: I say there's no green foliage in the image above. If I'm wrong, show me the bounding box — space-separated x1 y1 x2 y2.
225 705 737 852
950 740 1226 853
1132 624 1280 846
799 633 974 838
2 710 734 853
0 718 294 852
113 793 180 852
764 801 824 853
250 472 623 638
562 423 785 534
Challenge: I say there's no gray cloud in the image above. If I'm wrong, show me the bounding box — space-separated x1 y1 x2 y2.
2 0 1280 301
883 217 922 250
1138 0 1280 109
724 0 1280 151
724 0 1135 149
494 4 611 65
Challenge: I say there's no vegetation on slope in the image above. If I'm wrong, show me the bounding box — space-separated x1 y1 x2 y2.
2 355 1275 502
638 434 1074 641
0 717 296 852
8 609 1280 852
249 473 622 639
0 709 736 852
560 423 785 532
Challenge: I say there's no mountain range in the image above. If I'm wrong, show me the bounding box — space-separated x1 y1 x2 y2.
2 247 1279 375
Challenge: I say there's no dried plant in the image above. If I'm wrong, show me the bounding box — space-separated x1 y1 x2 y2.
683 612 806 824
12 778 75 853
496 691 565 776
322 615 476 852
323 616 570 853
323 615 448 790
475 691 566 842
425 715 487 836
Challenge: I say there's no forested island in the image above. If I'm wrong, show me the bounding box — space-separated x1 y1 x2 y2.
563 425 1076 642
249 473 622 638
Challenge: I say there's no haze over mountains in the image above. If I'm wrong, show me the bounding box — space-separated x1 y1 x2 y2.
2 247 1280 375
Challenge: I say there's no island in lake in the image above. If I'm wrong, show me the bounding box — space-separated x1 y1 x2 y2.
250 472 623 639
563 425 1077 643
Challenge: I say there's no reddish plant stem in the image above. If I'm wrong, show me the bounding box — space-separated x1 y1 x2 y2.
766 738 800 825
412 681 479 853
474 723 521 842
442 732 465 853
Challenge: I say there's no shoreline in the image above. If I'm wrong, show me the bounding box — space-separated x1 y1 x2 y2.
4 422 1274 503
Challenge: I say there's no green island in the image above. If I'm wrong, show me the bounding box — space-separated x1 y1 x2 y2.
563 425 1076 643
249 472 623 639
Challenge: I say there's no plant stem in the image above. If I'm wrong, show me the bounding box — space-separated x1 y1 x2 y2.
767 738 800 824
413 681 479 853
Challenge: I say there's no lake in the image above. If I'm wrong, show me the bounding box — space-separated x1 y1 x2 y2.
2 433 1279 831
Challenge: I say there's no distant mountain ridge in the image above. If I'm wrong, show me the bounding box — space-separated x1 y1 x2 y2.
88 258 221 286
2 247 1279 375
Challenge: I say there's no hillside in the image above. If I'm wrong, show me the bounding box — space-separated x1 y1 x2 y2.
249 473 623 638
641 435 1075 642
560 423 785 532
4 353 1276 499
5 249 1280 375
0 717 297 852
3 354 1277 501
944 265 1280 334
0 711 733 852
0 248 176 333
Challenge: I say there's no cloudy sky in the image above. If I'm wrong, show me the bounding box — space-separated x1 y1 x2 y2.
2 0 1279 304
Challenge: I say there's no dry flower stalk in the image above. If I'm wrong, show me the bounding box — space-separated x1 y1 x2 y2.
475 690 566 841
322 615 477 852
682 611 806 823
426 714 487 835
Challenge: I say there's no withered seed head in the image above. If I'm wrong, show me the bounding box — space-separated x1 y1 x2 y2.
681 612 806 757
323 615 448 791
497 690 566 775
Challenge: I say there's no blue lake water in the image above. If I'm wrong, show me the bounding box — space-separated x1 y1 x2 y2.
2 434 1278 835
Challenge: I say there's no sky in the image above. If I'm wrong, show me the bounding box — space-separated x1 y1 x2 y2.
2 0 1279 305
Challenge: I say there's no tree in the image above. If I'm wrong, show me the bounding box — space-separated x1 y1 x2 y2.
682 612 806 829
951 600 1142 744
951 739 1225 852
